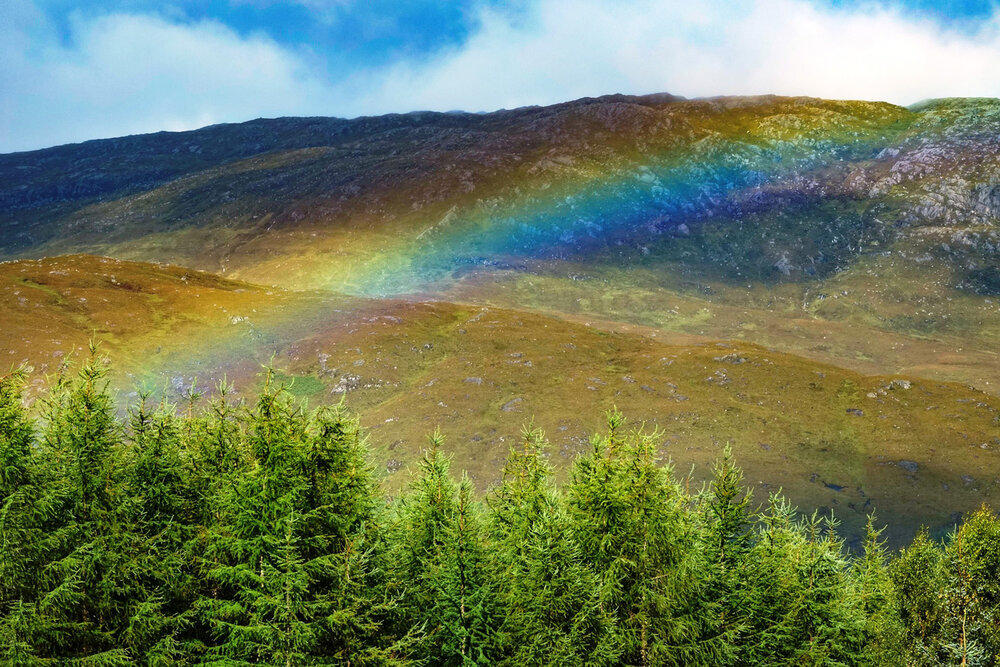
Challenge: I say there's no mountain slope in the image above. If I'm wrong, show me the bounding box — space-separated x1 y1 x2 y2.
4 254 1000 547
2 95 998 392
4 93 1000 545
3 95 997 295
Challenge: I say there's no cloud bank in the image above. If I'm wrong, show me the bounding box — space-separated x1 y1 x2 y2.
350 0 1000 114
3 0 1000 152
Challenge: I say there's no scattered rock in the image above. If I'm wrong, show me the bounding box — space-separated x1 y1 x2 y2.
706 369 730 385
501 398 523 412
465 377 483 385
846 408 864 416
331 374 362 394
713 353 747 364
897 460 919 473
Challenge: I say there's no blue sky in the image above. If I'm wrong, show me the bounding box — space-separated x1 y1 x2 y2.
2 0 999 152
32 0 507 70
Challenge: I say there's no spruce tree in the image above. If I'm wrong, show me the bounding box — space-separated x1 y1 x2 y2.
489 425 618 666
0 365 34 495
939 507 1000 666
121 396 202 663
891 527 948 665
701 443 754 655
200 373 400 664
199 372 318 664
735 498 866 665
0 366 44 665
703 444 753 571
566 409 728 666
185 381 249 528
393 430 497 665
304 402 406 665
27 348 134 663
853 515 906 666
0 366 36 600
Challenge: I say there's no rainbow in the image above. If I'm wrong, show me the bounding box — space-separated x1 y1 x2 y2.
338 116 901 296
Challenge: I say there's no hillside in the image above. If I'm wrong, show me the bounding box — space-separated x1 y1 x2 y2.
3 95 1000 388
3 254 1000 546
3 93 1000 545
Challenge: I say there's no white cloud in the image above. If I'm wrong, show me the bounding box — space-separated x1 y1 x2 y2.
0 7 342 152
3 0 1000 152
342 0 1000 115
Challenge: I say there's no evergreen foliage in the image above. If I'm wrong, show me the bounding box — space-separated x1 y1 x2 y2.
566 410 729 666
3 358 1000 665
392 429 496 665
489 425 617 666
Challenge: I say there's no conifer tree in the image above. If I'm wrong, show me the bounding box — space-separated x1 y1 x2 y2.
304 402 406 665
0 365 34 496
854 514 906 666
393 430 497 665
489 425 618 666
182 379 253 657
939 507 1000 666
120 396 202 662
891 527 948 665
700 443 754 654
27 348 134 663
1 366 36 597
199 372 318 664
200 373 400 664
735 498 865 665
704 444 753 571
0 366 44 665
566 409 728 666
184 381 249 528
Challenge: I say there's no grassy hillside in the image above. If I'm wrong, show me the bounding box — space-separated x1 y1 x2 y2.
3 93 1000 546
3 95 998 390
3 255 999 546
0 255 356 391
